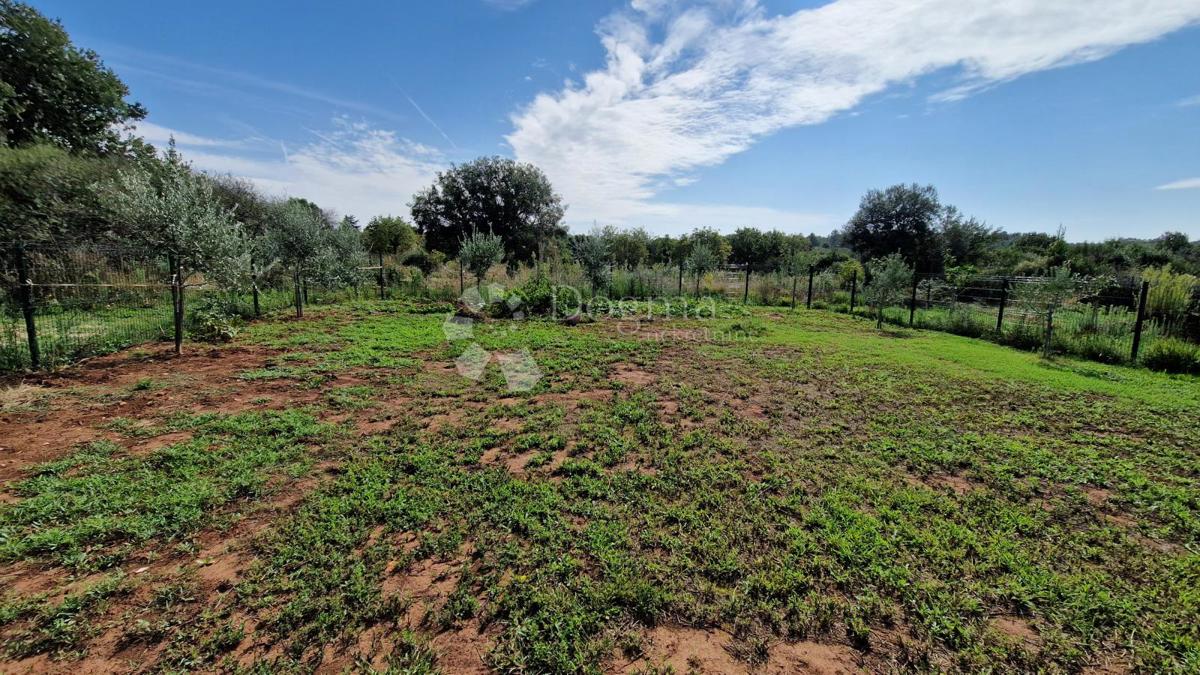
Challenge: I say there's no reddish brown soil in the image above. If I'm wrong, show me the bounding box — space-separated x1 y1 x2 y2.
624 627 863 674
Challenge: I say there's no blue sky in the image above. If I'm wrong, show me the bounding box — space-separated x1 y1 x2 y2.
34 0 1200 240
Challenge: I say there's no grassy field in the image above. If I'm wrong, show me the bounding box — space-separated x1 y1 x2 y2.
0 300 1197 673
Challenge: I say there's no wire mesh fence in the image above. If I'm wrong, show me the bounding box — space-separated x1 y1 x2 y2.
2 243 360 372
805 269 1199 365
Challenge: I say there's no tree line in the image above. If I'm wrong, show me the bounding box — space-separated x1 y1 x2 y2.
3 0 1197 323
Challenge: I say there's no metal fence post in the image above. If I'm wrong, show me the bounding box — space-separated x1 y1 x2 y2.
251 255 261 317
806 265 815 309
909 272 918 326
1043 305 1054 358
169 254 183 355
15 244 40 370
849 270 858 314
995 278 1008 334
378 252 385 299
1130 279 1150 362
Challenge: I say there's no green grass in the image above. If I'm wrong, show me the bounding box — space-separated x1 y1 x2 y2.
1 301 1197 672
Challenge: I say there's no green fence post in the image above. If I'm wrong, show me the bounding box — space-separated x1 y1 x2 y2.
15 244 40 370
1130 280 1150 362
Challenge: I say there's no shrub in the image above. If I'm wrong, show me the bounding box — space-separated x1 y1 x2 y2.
516 268 555 316
1141 338 1200 375
1073 335 1127 365
188 297 242 343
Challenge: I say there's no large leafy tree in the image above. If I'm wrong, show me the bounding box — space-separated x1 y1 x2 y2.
940 206 1000 268
363 215 419 255
844 184 944 273
0 0 146 153
1 142 114 243
410 156 566 264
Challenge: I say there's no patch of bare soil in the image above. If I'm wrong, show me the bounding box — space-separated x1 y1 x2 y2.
625 627 862 674
612 363 655 387
0 344 304 485
991 616 1040 647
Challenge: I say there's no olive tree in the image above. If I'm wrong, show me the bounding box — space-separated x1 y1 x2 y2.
107 147 245 352
267 199 327 318
571 232 611 296
459 229 505 292
863 253 912 328
685 243 718 298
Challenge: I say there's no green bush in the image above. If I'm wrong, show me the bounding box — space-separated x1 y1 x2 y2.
1073 335 1127 365
516 269 555 316
1141 338 1200 375
188 297 242 343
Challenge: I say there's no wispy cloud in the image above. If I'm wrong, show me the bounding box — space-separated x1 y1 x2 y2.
133 121 251 149
484 0 538 10
1155 177 1200 191
108 44 408 124
508 0 1200 230
1178 94 1200 107
159 118 442 220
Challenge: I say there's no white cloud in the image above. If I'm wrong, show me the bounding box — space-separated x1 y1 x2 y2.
1179 94 1200 107
159 118 442 221
132 121 249 149
508 0 1200 230
1155 177 1200 191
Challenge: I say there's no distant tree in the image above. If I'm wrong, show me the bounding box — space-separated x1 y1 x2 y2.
1157 231 1191 254
685 243 718 297
728 227 765 303
647 235 676 266
363 215 418 256
410 156 565 264
844 184 944 273
571 232 611 296
0 0 146 153
940 206 1000 267
608 227 650 269
459 229 505 289
689 227 730 265
208 175 271 236
863 254 912 328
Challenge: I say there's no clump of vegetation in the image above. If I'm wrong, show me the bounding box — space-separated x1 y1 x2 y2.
1141 337 1200 374
188 296 242 343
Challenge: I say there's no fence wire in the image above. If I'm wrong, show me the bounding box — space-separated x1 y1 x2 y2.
2 243 358 371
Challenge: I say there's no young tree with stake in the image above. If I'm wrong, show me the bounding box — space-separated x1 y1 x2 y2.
107 146 245 353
